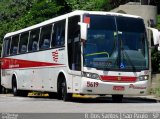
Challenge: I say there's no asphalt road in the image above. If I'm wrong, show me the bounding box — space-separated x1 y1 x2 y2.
0 94 160 113
0 94 159 113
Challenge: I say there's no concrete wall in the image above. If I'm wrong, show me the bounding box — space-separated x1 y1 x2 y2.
111 4 157 27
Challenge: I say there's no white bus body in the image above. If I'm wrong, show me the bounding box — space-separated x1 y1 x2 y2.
1 11 151 101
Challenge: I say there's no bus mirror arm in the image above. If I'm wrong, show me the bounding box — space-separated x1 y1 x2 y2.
78 22 88 41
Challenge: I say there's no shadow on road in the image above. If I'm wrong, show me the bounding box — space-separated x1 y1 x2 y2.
70 96 157 103
27 95 158 103
1 94 158 103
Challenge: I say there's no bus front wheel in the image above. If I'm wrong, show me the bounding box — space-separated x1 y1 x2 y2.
57 74 72 101
61 80 72 101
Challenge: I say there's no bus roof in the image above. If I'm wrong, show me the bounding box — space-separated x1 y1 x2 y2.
4 10 142 38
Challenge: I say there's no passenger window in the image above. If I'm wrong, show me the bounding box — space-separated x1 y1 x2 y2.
39 24 52 50
28 28 40 52
10 35 19 55
51 20 65 47
19 32 29 53
3 37 11 57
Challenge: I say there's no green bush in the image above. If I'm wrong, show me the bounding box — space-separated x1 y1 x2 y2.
152 15 160 73
151 47 160 72
66 0 111 11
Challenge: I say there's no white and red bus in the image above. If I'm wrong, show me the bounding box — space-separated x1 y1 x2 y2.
1 10 158 102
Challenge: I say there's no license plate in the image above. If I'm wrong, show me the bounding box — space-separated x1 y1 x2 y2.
113 86 125 91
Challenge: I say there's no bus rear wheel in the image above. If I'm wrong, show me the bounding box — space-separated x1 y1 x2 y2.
1 86 7 94
12 78 19 96
12 77 28 97
112 95 123 103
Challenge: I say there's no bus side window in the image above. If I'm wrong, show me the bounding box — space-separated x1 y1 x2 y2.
10 35 19 55
3 37 11 57
51 20 65 47
39 24 52 50
19 32 29 54
28 28 40 52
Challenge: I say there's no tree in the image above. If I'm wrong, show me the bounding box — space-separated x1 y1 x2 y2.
0 0 64 51
66 0 111 11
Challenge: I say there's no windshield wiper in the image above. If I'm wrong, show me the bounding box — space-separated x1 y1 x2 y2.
112 37 136 71
121 47 136 71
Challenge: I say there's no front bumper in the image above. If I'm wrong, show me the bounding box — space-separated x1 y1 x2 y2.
80 77 148 96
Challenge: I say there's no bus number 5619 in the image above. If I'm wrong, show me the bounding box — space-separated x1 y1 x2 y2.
87 81 99 87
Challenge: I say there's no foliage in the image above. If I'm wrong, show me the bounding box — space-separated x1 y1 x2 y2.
0 0 35 49
0 0 66 50
0 0 112 52
66 0 111 11
152 15 160 72
150 88 160 97
13 0 63 30
156 15 160 30
151 47 160 72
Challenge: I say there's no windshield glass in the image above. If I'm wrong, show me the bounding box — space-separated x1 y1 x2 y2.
83 14 148 71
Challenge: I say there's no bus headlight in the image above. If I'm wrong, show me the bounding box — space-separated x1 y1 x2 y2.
82 72 99 79
138 75 149 81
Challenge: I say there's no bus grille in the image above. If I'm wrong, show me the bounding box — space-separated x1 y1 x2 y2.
100 76 137 82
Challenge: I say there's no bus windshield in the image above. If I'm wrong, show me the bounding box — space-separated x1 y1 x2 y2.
83 15 148 71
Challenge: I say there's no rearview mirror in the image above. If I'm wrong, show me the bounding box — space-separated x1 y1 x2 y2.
78 22 88 41
147 27 160 51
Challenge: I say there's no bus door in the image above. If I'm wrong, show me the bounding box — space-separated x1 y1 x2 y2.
67 15 82 93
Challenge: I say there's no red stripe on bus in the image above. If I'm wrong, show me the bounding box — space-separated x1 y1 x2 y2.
100 75 137 82
1 58 64 69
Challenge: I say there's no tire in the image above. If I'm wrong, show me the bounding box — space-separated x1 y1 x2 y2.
61 80 72 101
12 78 28 97
1 86 7 94
12 78 19 96
112 95 123 103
